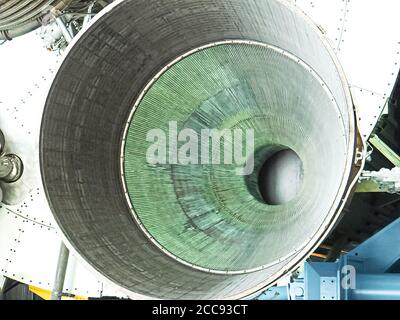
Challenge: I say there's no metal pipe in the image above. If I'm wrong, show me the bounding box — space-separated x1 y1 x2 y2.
350 274 400 300
54 16 73 43
0 154 23 183
0 0 49 28
0 130 23 201
0 20 42 41
0 156 14 179
51 243 70 300
0 0 74 40
83 2 95 26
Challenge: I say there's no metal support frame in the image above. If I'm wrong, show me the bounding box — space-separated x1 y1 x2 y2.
355 180 382 193
54 16 73 44
258 218 400 300
51 243 70 300
369 134 400 167
83 2 95 26
358 167 400 194
350 274 400 300
356 133 400 193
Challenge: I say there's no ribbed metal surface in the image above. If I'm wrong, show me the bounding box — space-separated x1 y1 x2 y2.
123 42 347 273
0 0 50 29
40 0 356 299
0 0 81 39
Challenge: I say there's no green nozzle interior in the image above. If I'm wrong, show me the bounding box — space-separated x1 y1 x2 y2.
123 43 345 272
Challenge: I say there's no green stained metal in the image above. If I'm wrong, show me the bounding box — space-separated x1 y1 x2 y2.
369 135 400 167
123 43 347 272
355 180 382 193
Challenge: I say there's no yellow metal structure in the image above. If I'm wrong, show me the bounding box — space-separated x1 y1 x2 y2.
29 286 88 300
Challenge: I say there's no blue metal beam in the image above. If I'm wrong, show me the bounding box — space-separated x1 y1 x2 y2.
350 274 400 300
257 218 400 300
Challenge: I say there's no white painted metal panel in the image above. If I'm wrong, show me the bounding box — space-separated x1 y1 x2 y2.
0 32 123 298
295 0 400 138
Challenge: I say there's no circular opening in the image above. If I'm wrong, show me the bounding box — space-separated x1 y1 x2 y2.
39 0 355 300
119 39 347 273
258 149 303 205
244 146 304 205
